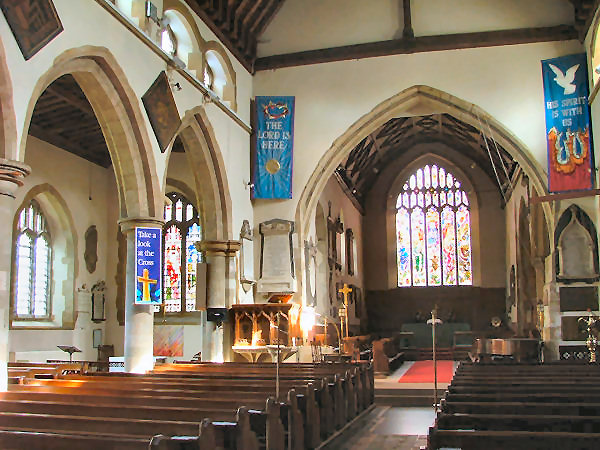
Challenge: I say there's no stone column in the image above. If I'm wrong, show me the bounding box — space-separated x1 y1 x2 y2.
0 159 30 390
119 217 164 373
198 240 240 362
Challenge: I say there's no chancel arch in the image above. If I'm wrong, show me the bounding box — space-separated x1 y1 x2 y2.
295 86 549 306
0 35 16 161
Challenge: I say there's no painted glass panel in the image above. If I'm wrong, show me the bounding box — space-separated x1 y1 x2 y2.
426 208 441 286
424 165 431 188
432 165 438 188
416 169 424 189
411 208 426 286
185 223 202 311
163 225 182 312
164 204 172 221
396 208 411 286
441 206 457 285
456 205 473 285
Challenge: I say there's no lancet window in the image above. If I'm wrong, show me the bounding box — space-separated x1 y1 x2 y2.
160 192 202 313
14 201 52 318
396 165 472 287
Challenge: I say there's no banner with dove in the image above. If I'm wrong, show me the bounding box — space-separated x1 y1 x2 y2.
542 53 594 192
253 96 294 199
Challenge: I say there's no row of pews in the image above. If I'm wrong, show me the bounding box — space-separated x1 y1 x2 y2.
428 361 600 449
3 360 374 449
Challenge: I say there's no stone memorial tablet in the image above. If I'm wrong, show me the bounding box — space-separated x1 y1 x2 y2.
257 219 296 293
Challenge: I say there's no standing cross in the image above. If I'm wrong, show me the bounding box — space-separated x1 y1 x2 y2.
137 268 157 302
338 283 352 307
338 283 352 340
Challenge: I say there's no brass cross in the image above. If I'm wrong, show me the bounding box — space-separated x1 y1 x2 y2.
338 283 352 307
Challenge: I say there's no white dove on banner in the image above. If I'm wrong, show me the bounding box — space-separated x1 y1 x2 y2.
548 63 580 95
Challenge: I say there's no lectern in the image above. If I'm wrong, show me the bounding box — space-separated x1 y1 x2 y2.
57 345 81 362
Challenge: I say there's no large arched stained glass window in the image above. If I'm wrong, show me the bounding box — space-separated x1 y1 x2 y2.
396 165 472 287
160 192 203 313
14 200 52 318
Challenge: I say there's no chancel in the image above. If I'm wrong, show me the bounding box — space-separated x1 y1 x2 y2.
1 1 600 449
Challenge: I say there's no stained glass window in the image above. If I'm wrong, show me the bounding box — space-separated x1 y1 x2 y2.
396 165 472 287
14 201 51 318
160 192 202 313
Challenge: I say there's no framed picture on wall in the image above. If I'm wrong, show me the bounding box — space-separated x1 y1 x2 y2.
92 328 102 349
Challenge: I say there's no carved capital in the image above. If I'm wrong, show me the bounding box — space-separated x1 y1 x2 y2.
197 239 241 255
118 216 164 234
0 158 31 198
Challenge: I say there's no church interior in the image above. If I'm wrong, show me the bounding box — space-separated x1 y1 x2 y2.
1 0 600 449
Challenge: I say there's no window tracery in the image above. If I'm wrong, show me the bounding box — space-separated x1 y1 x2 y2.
160 192 202 313
396 164 472 287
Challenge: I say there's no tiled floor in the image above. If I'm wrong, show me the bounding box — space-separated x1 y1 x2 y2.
324 362 457 449
323 406 435 450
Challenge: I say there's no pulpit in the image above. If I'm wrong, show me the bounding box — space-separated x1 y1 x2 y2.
231 304 300 363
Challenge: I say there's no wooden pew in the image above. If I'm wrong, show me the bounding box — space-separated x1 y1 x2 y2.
436 411 600 433
428 429 600 450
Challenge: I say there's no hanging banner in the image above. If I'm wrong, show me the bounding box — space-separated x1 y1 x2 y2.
254 96 295 199
135 227 162 305
542 53 594 192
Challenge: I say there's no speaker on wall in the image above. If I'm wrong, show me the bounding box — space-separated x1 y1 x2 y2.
207 308 228 322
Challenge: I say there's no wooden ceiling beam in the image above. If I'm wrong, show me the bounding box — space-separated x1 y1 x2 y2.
45 84 95 117
183 0 253 72
255 25 578 70
252 0 286 38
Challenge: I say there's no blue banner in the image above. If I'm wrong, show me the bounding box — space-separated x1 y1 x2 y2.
254 96 294 199
135 227 162 305
542 53 594 192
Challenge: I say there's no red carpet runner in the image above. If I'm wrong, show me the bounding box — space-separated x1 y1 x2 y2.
398 360 454 383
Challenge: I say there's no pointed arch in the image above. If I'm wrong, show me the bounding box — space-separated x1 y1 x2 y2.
19 46 161 220
295 85 549 298
11 183 78 329
163 106 232 241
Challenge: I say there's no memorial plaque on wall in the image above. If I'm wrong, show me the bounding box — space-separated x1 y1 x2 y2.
257 219 296 293
560 286 598 312
561 316 587 341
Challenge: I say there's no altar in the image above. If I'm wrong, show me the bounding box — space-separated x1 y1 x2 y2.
231 303 301 363
400 323 472 348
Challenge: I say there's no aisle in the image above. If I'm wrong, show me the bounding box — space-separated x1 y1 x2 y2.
322 406 434 450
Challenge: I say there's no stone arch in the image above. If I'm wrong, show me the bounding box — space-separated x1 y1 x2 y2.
554 204 600 283
0 35 17 160
295 85 550 298
384 153 482 287
163 107 232 241
10 183 78 329
19 46 161 220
